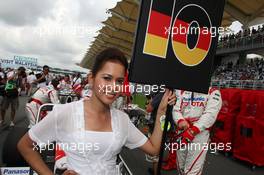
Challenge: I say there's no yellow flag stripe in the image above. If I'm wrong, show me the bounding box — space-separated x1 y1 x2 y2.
172 41 208 66
143 33 168 58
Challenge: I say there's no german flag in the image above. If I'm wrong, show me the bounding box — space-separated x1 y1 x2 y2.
172 5 212 66
143 0 175 58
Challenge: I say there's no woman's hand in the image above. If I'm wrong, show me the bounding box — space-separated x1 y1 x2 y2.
157 89 176 114
62 170 78 175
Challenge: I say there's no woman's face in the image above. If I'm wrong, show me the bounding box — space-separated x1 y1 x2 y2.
91 61 125 105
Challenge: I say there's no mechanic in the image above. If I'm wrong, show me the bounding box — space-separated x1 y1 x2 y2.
59 74 72 90
172 88 222 175
25 79 60 128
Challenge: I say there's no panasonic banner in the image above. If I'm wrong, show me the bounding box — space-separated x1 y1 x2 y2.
1 167 30 175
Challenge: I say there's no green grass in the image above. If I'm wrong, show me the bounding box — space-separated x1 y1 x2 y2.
132 93 147 109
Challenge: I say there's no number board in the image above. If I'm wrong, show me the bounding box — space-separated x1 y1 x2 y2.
129 0 225 93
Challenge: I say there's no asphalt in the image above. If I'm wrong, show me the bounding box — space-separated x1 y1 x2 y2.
0 96 264 175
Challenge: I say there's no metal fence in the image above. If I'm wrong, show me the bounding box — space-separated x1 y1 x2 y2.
211 80 264 90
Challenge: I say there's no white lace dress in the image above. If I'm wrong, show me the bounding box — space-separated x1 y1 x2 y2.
29 100 148 175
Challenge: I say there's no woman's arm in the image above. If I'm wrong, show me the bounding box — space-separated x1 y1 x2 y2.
17 133 53 175
140 90 176 155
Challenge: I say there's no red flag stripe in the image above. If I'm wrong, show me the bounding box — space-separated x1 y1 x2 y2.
172 19 211 51
147 10 172 39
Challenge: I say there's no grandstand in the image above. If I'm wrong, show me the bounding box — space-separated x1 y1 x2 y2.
80 0 264 72
211 57 264 89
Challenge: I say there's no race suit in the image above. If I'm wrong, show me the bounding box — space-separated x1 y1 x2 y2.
25 84 60 128
59 80 72 90
172 88 222 175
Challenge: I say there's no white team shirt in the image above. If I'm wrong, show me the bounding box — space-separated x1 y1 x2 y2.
37 74 53 88
27 75 37 84
0 72 5 79
7 71 15 79
72 77 82 87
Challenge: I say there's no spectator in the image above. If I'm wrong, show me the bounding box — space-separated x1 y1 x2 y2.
0 68 5 79
218 24 264 49
1 67 23 126
26 72 37 96
0 76 6 125
72 72 82 89
211 58 264 86
59 74 72 90
17 67 27 96
80 73 92 99
34 65 53 88
145 92 162 175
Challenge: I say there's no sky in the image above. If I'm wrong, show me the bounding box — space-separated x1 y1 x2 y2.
0 0 120 72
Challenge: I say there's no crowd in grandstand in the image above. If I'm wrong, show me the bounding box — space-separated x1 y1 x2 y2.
212 58 264 82
218 24 264 48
